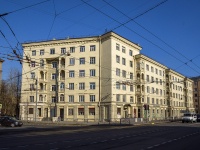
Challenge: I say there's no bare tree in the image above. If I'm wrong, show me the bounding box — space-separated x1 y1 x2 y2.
0 68 21 116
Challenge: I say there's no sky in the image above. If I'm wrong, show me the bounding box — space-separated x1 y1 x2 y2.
0 0 200 80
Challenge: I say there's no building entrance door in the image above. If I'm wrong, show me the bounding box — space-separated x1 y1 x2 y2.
60 108 64 121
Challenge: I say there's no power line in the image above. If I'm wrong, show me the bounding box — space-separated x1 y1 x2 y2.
82 0 200 75
0 0 50 17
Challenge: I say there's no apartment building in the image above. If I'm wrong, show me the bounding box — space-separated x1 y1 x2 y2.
134 54 168 120
191 76 200 113
20 31 194 122
165 69 194 117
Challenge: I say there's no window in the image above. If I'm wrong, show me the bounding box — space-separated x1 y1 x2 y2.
116 43 120 50
31 61 35 67
147 86 150 93
152 87 154 93
60 94 64 102
122 84 126 90
116 55 120 63
130 61 133 67
146 64 149 71
122 58 126 65
78 108 84 115
116 82 120 89
69 58 75 65
155 68 158 74
69 70 75 77
116 94 120 102
130 85 133 91
61 48 66 54
90 69 95 76
151 76 154 82
70 47 75 53
129 50 133 56
90 57 95 64
52 73 56 80
130 73 133 79
151 66 154 72
30 96 34 102
39 95 43 102
90 95 95 102
52 85 56 91
69 95 74 102
52 62 57 68
79 83 85 90
152 98 154 104
50 48 55 54
68 108 73 115
79 70 85 77
89 108 95 115
146 75 149 82
40 59 44 67
90 45 96 51
79 95 85 102
40 49 44 55
69 83 74 90
122 70 126 78
80 46 85 52
32 50 36 56
31 72 35 79
130 96 133 102
90 82 95 89
116 68 120 76
52 96 56 103
160 79 162 85
29 108 33 114
30 84 35 91
159 70 162 76
123 95 126 102
122 46 126 53
60 82 65 89
79 58 85 64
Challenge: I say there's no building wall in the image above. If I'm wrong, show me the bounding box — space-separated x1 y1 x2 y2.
19 32 195 121
191 77 200 113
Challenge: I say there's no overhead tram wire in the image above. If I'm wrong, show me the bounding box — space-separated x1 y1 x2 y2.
82 0 200 75
47 0 57 39
102 0 200 72
0 0 50 17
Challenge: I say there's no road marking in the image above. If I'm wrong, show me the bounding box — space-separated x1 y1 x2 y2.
146 131 200 149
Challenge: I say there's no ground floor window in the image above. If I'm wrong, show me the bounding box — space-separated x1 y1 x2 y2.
78 108 84 115
68 108 74 115
29 108 33 114
89 108 95 115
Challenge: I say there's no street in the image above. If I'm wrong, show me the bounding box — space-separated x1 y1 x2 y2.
0 122 200 150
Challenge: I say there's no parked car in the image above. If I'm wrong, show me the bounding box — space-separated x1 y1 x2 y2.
182 113 197 123
197 114 200 122
0 116 7 126
1 116 23 127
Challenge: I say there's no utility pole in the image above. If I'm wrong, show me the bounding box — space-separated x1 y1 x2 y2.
55 62 59 118
34 79 38 122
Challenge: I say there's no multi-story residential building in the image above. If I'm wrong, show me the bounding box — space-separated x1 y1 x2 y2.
134 54 168 120
165 69 194 118
191 76 200 113
20 31 194 122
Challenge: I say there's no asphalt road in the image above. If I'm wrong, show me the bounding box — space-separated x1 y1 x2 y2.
0 122 200 150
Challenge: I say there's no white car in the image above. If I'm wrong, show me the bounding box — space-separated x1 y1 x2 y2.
182 113 197 123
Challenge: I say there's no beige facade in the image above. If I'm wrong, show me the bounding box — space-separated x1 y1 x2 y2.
20 32 194 122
